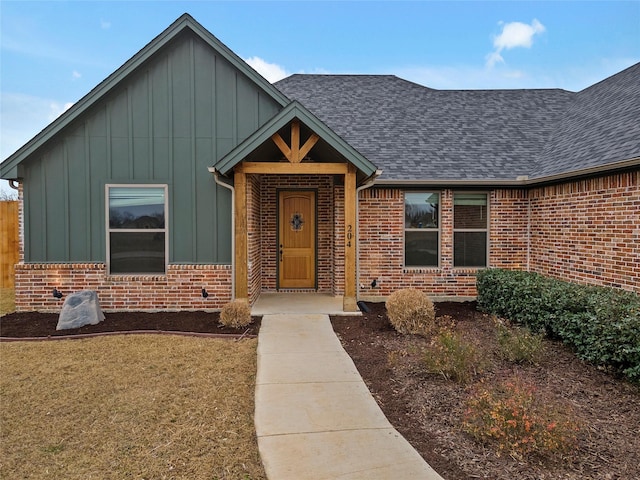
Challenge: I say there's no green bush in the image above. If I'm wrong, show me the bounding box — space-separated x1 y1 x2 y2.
496 321 545 364
477 269 640 381
424 329 483 383
386 288 436 337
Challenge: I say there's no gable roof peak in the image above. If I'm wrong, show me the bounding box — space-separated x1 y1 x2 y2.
1 14 289 175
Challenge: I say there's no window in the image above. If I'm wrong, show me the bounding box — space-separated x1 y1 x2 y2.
107 185 168 274
405 192 440 267
453 193 488 267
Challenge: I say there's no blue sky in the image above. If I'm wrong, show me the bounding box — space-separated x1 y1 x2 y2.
1 0 639 194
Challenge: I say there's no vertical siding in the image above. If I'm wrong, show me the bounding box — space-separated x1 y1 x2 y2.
20 30 281 265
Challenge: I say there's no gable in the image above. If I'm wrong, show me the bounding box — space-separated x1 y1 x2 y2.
212 101 378 182
0 14 288 179
4 15 287 265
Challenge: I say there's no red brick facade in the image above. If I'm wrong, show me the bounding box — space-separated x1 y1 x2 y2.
529 171 639 292
11 171 639 312
358 172 638 300
357 188 530 300
14 263 232 313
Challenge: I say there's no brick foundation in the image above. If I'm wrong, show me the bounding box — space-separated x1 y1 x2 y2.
14 263 232 313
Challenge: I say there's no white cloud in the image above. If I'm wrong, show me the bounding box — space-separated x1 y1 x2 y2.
100 19 111 30
486 19 546 68
244 56 289 83
485 51 504 69
72 70 81 79
494 19 545 50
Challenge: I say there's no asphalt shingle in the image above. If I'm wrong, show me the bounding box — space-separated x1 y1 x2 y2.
276 67 639 183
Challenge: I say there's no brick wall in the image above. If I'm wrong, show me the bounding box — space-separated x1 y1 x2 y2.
333 185 345 295
358 187 529 299
490 189 530 270
529 171 639 293
14 263 232 313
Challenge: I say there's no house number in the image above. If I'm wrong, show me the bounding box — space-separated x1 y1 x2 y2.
346 224 353 247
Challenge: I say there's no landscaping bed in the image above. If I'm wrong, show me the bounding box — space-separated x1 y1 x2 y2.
0 310 261 338
331 302 640 480
3 302 638 479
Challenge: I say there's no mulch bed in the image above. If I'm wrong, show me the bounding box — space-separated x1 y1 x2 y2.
331 302 640 480
0 311 261 339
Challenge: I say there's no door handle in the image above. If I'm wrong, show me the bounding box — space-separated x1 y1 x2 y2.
279 244 283 262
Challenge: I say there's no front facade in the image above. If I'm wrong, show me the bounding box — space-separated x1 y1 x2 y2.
2 15 639 313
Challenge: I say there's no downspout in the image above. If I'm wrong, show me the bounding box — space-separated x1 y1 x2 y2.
527 192 531 272
355 169 382 301
9 180 20 190
209 167 235 301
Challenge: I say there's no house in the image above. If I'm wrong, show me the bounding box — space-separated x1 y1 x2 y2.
1 14 638 313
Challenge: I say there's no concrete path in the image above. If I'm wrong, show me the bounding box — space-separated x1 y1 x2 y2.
255 313 444 480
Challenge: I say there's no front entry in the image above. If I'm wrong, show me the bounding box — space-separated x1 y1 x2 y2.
278 190 316 289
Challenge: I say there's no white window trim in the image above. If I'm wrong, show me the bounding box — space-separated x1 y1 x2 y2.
452 192 489 269
105 184 169 275
404 191 441 268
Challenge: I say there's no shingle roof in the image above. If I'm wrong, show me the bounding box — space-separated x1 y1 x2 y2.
534 63 640 178
276 68 639 183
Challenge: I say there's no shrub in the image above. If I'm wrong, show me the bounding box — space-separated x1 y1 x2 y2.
219 300 252 328
477 269 640 382
386 288 436 337
424 329 483 383
462 376 580 458
496 321 545 364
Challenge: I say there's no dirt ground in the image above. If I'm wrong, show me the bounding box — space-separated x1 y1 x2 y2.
2 303 639 479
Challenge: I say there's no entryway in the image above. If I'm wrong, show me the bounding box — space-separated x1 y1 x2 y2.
278 190 316 289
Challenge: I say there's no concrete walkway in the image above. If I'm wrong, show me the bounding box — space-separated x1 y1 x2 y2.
254 313 444 480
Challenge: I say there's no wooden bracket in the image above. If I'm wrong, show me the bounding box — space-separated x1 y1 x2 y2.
271 120 319 163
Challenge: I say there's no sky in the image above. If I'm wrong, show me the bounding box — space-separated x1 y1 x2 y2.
1 0 639 196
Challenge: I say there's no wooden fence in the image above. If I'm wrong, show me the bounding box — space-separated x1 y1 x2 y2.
1 201 19 289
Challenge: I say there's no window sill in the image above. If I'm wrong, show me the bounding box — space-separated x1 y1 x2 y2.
105 273 168 282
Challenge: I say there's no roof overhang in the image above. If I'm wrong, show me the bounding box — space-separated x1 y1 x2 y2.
374 157 640 188
211 101 378 180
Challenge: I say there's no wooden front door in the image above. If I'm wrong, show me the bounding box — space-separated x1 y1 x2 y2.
278 190 316 289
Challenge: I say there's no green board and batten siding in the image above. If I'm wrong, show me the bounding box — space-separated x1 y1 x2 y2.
20 30 281 264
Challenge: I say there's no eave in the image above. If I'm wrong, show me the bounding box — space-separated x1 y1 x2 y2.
374 157 640 188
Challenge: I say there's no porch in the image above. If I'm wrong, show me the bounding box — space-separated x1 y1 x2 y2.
210 102 379 313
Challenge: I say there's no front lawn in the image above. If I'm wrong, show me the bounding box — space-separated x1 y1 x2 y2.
0 335 265 480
